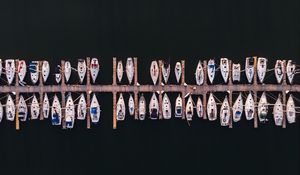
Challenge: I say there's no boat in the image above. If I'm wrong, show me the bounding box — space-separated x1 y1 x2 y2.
195 61 204 85
42 61 50 83
232 93 243 122
149 92 159 120
51 95 62 125
286 94 296 124
207 59 216 84
286 60 296 84
117 60 123 82
42 93 50 119
18 95 28 122
258 92 268 122
196 97 203 118
245 92 254 120
5 59 15 85
128 94 134 116
185 95 194 121
30 95 40 119
65 94 75 129
274 60 284 84
126 57 134 84
139 94 146 120
220 96 230 126
175 62 182 83
90 93 101 123
220 58 229 83
6 94 15 121
77 93 87 120
257 57 267 83
162 93 171 119
55 65 61 83
273 94 283 126
0 59 2 77
64 61 71 83
77 59 86 84
232 63 241 82
116 93 126 121
0 101 3 122
29 61 39 84
90 58 100 83
162 61 170 84
207 93 217 121
150 60 159 85
175 94 183 118
17 60 27 84
245 57 254 83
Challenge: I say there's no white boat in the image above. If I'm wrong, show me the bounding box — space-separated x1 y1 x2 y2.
286 60 296 84
245 92 254 120
196 97 203 118
220 58 229 83
175 94 183 118
0 101 3 122
150 60 159 85
42 61 50 83
64 61 71 83
116 93 126 121
185 95 194 121
128 94 134 116
162 93 171 119
77 59 86 84
51 95 62 125
30 95 40 120
29 61 39 84
273 94 283 126
90 94 100 123
77 93 87 120
17 60 27 84
0 59 2 77
274 60 284 84
149 93 159 120
195 61 204 85
18 95 28 122
42 93 50 119
162 61 170 84
117 60 123 82
286 94 296 124
220 96 230 126
258 92 268 122
232 93 243 122
245 57 254 83
90 58 100 83
65 94 75 129
207 59 216 84
232 63 241 82
126 57 134 84
55 65 61 83
175 62 182 83
207 93 217 121
139 94 146 120
257 57 267 83
5 59 15 85
6 94 15 121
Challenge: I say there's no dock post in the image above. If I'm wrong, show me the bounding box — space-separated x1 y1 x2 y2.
253 56 258 128
15 60 20 130
181 60 186 120
228 60 233 128
86 57 91 129
39 61 44 120
133 57 138 120
282 60 287 128
158 60 163 119
113 92 117 129
61 60 66 129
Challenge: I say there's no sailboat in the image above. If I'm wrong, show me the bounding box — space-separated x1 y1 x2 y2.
162 93 171 119
207 93 217 121
149 92 159 120
77 59 86 84
117 60 123 82
207 59 216 84
42 93 50 119
65 94 75 129
90 58 100 83
5 59 15 85
286 60 296 84
51 95 62 125
55 65 61 83
220 96 230 126
220 58 229 83
232 93 243 122
195 61 204 85
0 101 3 123
185 95 194 121
150 60 159 85
175 94 183 118
42 61 50 83
116 93 126 121
17 60 27 84
30 95 40 120
257 57 267 83
77 93 87 120
175 62 182 83
162 61 170 84
245 57 254 83
245 92 254 120
18 95 28 122
274 60 284 84
64 61 71 83
139 94 146 120
126 57 134 84
196 97 203 118
128 94 135 116
258 92 268 122
232 63 241 82
6 94 15 121
273 94 283 126
90 93 100 123
286 94 296 124
29 61 39 84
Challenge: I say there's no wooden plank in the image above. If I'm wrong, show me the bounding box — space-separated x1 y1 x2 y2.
113 92 117 129
202 60 207 120
86 57 91 129
228 60 233 128
61 60 66 129
181 60 186 119
282 60 287 128
39 61 44 120
158 60 163 119
15 60 20 130
133 57 139 120
134 57 138 85
253 56 258 128
112 57 117 85
134 92 138 120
